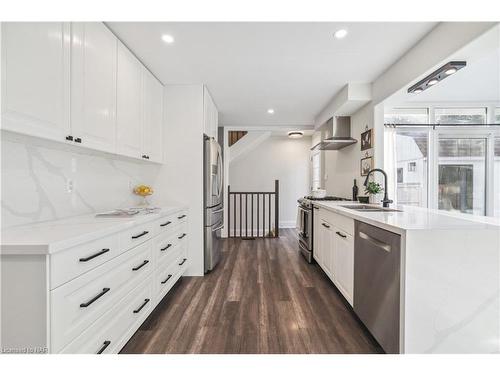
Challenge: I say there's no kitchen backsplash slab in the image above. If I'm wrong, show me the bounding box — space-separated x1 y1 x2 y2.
1 131 162 229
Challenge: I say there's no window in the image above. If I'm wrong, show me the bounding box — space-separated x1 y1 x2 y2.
311 152 322 190
495 108 500 124
397 168 404 183
494 137 500 218
438 137 486 215
394 130 429 207
435 108 487 125
384 108 428 125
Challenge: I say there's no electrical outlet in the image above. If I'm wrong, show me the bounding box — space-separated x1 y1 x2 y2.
66 179 74 193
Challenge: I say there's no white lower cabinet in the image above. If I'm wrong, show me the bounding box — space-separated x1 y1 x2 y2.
332 228 354 305
314 207 354 305
0 208 188 354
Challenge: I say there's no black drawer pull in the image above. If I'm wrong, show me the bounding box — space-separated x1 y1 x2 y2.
133 298 150 313
74 137 82 143
177 214 186 219
322 223 330 229
65 135 73 141
80 288 110 308
336 231 347 238
79 248 110 262
178 233 187 239
161 274 172 284
132 260 149 271
97 340 111 354
161 243 172 251
131 230 149 239
160 221 172 227
178 258 187 266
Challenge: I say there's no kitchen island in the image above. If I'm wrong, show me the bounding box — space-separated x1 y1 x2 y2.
309 200 500 354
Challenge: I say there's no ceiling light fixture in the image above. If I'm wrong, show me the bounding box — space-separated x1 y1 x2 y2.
288 131 304 139
408 61 466 94
267 108 275 114
161 34 175 44
334 29 348 39
445 67 457 75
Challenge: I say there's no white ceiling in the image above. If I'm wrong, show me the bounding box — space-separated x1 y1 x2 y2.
107 22 436 126
390 24 500 105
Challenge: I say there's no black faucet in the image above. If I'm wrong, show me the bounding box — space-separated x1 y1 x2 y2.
363 168 393 208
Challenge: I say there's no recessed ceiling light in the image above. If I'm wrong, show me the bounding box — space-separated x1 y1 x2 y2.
161 34 175 44
413 88 423 94
427 78 439 86
288 131 304 139
334 29 348 39
267 108 275 114
445 67 457 75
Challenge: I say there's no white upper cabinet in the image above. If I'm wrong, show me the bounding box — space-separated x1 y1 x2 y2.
1 22 71 141
116 41 143 158
141 69 163 163
71 23 117 152
203 86 218 139
2 22 164 163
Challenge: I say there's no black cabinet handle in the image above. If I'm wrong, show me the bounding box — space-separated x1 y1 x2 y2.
336 231 347 238
131 231 149 239
322 223 330 229
161 243 172 251
178 258 187 266
74 137 82 143
79 248 110 262
178 233 187 239
132 260 149 271
160 221 172 227
177 214 186 219
161 274 172 284
80 288 110 308
133 299 150 314
65 135 73 141
97 340 111 354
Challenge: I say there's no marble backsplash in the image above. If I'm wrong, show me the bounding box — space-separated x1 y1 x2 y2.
1 131 162 229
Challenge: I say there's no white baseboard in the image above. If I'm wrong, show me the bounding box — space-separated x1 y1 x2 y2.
279 220 297 229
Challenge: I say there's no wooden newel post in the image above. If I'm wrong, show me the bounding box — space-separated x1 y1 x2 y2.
275 180 279 237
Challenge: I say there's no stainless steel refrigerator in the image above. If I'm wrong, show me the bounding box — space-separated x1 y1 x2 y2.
203 135 224 272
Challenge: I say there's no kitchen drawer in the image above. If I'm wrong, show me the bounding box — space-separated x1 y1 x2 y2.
155 260 181 303
50 234 119 289
320 209 354 236
154 212 183 236
59 275 154 354
119 221 155 251
50 240 153 352
175 211 188 225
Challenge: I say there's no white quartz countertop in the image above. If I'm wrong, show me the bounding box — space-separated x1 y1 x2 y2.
0 206 186 255
309 200 500 234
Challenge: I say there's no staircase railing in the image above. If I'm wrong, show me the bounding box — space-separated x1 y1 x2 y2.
227 180 279 239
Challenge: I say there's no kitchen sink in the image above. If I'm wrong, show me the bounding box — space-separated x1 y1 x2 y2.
339 205 402 212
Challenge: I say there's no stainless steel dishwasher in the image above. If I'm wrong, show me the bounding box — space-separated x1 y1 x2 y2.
354 221 401 354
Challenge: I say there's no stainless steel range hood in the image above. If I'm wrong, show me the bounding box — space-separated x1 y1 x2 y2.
311 116 357 151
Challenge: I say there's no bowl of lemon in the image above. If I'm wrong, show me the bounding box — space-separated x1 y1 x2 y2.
133 184 154 206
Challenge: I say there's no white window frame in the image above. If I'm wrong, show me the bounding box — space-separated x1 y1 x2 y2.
386 104 500 217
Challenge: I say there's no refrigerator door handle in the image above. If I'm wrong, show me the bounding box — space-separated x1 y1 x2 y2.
212 224 224 232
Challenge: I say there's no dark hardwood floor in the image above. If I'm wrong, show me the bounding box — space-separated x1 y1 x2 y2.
120 229 383 354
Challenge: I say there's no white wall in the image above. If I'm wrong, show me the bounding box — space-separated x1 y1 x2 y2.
155 84 205 276
228 134 311 228
323 104 374 198
1 131 161 228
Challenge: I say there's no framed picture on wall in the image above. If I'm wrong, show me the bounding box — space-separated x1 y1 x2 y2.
360 128 373 151
360 156 373 176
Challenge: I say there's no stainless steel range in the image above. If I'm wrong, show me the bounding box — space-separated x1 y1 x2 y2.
297 196 348 263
